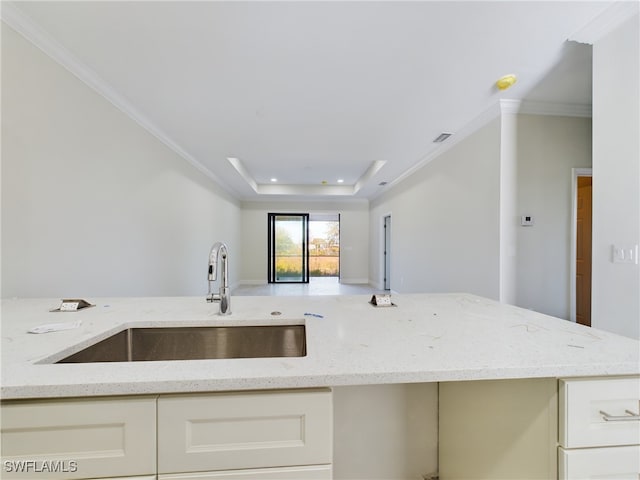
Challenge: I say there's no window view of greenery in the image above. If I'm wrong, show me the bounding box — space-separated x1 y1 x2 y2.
275 219 304 281
275 220 339 279
309 221 339 277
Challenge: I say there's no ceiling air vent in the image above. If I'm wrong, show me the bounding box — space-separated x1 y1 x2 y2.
433 132 453 143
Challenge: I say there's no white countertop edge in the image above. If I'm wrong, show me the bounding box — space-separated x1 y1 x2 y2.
3 364 639 400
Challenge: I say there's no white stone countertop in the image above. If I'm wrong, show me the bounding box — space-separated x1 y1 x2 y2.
1 294 639 399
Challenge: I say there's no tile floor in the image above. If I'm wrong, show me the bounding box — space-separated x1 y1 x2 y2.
232 277 382 296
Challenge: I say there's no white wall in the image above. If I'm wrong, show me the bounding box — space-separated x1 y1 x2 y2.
516 114 592 319
368 111 592 320
240 200 369 284
591 14 640 339
1 25 241 298
369 119 501 298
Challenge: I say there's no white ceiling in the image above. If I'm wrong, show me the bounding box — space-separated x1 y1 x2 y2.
2 1 626 200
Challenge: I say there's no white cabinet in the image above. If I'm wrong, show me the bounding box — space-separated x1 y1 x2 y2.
0 396 157 479
559 445 640 479
558 376 640 480
159 465 332 479
158 389 332 478
1 389 332 480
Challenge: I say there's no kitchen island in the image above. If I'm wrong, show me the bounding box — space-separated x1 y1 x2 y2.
2 294 639 479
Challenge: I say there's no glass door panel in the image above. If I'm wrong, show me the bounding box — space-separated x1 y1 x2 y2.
309 214 340 278
268 214 309 283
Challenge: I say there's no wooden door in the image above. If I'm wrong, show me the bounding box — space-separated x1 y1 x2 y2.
576 176 592 326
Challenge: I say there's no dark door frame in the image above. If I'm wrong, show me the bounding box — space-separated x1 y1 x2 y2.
268 213 310 283
384 214 391 290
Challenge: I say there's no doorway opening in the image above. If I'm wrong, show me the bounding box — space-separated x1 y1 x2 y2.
384 214 391 290
571 168 592 326
268 213 340 284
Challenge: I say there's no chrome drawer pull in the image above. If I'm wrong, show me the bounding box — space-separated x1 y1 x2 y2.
599 409 640 422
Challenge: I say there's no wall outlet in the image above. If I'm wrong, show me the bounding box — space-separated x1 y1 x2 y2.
612 244 639 264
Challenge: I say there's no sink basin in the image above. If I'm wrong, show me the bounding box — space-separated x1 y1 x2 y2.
57 325 306 363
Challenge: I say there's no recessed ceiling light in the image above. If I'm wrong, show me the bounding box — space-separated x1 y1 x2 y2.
337 179 344 183
270 178 278 182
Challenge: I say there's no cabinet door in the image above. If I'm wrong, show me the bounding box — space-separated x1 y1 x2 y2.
158 389 332 474
558 445 640 479
1 396 156 479
159 465 332 479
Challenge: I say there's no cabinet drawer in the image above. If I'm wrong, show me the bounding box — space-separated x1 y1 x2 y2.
0 396 156 479
558 445 640 479
559 377 640 448
159 464 332 479
158 389 332 474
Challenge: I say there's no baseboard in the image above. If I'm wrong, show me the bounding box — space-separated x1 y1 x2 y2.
339 278 370 285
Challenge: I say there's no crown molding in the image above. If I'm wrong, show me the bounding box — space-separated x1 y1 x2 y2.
1 2 386 201
227 158 258 193
1 2 235 197
379 101 503 195
519 100 592 118
228 155 386 197
569 1 639 45
502 99 592 118
354 160 386 194
256 184 355 196
372 97 591 201
240 198 370 208
500 99 522 115
2 0 597 205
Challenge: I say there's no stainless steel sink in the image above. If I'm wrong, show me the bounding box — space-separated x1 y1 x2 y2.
57 325 306 363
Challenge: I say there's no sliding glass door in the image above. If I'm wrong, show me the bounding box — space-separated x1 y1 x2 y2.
309 214 340 278
268 213 309 283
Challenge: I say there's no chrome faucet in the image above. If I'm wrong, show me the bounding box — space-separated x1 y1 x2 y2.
207 242 231 315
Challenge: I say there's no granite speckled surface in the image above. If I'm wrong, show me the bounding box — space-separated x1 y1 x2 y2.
2 294 639 399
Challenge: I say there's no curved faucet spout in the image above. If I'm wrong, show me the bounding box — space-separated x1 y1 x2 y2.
207 242 231 315
208 242 226 281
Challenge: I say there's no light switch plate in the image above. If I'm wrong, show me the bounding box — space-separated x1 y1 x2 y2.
612 245 639 264
520 215 534 226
